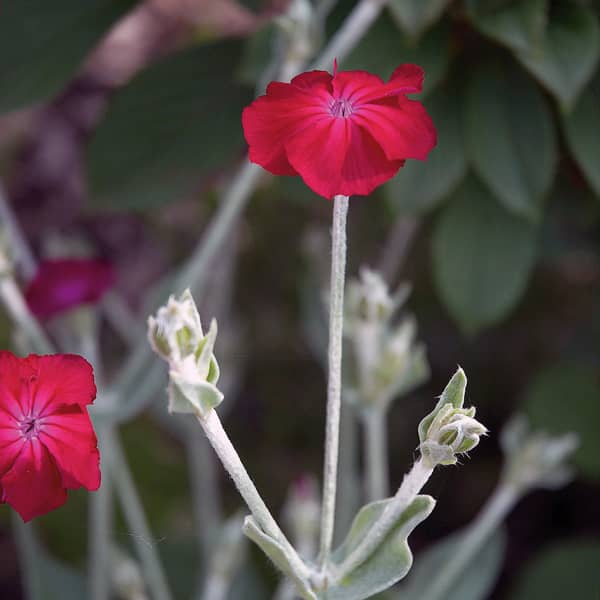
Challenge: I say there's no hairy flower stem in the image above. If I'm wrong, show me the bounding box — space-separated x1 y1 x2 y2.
107 428 173 600
421 483 519 600
319 195 349 571
336 458 433 580
198 410 310 580
364 409 389 501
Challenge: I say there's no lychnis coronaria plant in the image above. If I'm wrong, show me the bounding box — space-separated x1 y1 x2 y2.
148 62 487 600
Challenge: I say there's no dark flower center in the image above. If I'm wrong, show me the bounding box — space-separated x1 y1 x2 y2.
20 417 41 439
329 98 353 118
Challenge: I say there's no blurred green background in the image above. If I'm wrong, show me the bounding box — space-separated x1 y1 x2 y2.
0 0 599 598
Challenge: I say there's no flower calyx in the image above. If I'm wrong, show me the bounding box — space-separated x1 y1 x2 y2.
418 368 487 468
148 289 223 417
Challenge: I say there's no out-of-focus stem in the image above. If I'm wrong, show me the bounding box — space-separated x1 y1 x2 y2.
89 425 113 600
0 268 53 354
313 0 387 70
363 409 389 501
0 181 36 279
11 515 43 600
186 421 222 558
318 195 349 570
333 401 360 545
421 484 519 600
336 458 433 580
379 215 419 285
107 428 173 600
197 410 310 581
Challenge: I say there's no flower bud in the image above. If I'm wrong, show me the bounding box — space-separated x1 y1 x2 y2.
418 368 487 468
344 269 426 411
282 474 320 559
500 415 579 491
148 289 223 417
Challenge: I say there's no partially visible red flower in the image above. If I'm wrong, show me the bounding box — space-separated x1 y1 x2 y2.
242 62 436 199
0 352 100 522
25 259 115 320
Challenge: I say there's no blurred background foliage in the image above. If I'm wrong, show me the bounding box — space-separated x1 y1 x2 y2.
0 0 599 598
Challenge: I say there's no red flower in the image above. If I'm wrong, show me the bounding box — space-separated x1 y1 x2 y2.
242 63 436 199
0 352 100 521
25 259 115 320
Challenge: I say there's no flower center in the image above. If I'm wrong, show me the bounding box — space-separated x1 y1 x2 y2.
329 98 353 118
20 416 42 439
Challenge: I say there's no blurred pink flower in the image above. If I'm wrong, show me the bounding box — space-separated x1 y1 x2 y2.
25 259 115 320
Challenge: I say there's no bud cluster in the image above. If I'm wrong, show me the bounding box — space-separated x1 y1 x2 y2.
418 369 487 468
148 289 223 417
344 268 428 411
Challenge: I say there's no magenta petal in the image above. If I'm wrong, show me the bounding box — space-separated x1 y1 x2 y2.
285 117 350 199
291 70 333 93
40 405 100 491
353 97 437 161
25 259 115 320
387 64 424 93
285 117 403 198
27 354 96 415
242 81 331 176
332 70 385 105
1 441 67 521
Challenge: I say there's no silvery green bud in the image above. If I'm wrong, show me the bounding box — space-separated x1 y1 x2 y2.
500 415 579 491
148 289 223 417
418 368 487 468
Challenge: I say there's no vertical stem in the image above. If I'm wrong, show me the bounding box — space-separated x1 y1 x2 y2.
88 425 113 600
107 428 173 600
318 194 349 570
421 484 519 600
11 515 43 600
363 409 389 501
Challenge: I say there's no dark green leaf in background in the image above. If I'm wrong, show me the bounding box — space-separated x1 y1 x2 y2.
387 0 452 40
465 62 557 221
0 0 139 113
515 1 600 110
432 176 538 335
524 363 600 479
385 83 466 215
86 41 252 211
344 15 451 98
469 0 548 53
562 74 600 197
511 541 600 599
